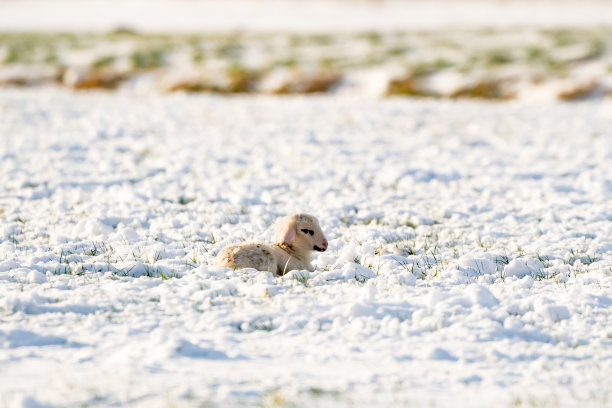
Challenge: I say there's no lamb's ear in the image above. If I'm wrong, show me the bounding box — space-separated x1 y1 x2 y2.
275 217 297 244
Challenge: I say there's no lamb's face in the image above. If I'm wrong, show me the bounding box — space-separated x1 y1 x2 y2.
275 214 328 253
294 215 328 252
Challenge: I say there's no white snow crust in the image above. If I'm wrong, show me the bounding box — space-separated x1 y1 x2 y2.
0 88 611 407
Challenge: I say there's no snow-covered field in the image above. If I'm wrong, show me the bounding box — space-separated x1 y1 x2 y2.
0 88 611 407
3 1 612 101
4 28 612 100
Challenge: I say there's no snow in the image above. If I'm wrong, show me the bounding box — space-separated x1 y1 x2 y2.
426 346 459 361
504 258 541 278
1 0 612 32
467 285 500 308
0 88 611 407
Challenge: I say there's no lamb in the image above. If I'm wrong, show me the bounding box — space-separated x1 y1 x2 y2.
214 214 328 275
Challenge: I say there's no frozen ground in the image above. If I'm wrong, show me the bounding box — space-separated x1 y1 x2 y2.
0 88 611 407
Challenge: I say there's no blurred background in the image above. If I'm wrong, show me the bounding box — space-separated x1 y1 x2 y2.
1 0 611 101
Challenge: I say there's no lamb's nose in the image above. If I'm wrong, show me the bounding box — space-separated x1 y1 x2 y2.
322 240 328 250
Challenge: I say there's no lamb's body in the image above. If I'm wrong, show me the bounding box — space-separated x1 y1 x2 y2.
215 242 312 275
214 214 328 275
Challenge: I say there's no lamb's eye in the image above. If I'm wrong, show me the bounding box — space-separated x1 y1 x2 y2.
301 228 314 236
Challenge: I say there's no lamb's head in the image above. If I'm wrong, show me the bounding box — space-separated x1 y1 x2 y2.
274 214 328 253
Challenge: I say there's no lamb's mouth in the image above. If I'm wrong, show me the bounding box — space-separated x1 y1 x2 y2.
313 245 326 252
